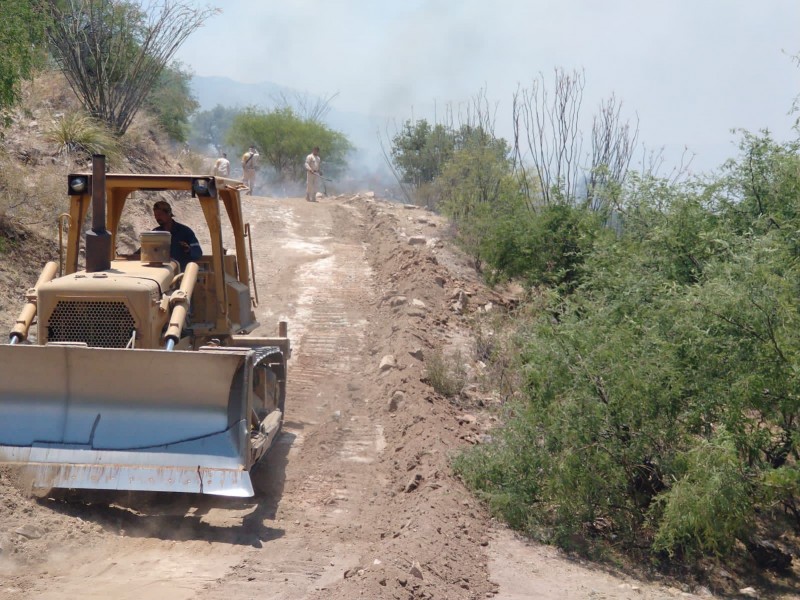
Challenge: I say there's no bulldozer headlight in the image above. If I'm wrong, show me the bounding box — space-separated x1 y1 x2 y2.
191 177 216 197
68 176 88 194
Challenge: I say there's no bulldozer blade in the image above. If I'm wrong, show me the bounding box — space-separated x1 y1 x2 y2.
0 344 266 497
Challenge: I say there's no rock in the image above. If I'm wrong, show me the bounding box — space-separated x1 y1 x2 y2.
738 587 759 598
409 348 424 361
407 308 427 318
434 275 446 287
379 355 397 371
747 538 792 572
451 290 469 314
409 561 424 580
364 191 375 198
716 568 734 580
457 414 477 425
388 295 407 307
407 236 426 245
411 298 427 309
404 473 423 493
14 524 43 540
388 391 405 412
403 204 416 210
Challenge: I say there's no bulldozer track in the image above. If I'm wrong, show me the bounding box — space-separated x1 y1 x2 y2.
191 197 387 599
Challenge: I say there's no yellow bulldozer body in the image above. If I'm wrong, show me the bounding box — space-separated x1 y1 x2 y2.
0 164 289 497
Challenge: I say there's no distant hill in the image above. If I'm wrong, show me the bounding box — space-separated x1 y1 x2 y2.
189 76 296 111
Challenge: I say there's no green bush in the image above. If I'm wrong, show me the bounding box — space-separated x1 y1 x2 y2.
455 131 800 563
652 432 753 558
226 107 351 182
481 203 602 289
144 61 198 143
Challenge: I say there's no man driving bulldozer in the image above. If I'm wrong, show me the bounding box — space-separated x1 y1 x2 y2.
152 200 202 270
138 200 202 271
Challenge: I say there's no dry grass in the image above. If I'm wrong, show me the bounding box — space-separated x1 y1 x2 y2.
18 70 80 116
121 112 169 172
0 150 65 228
45 112 122 165
425 349 467 398
179 150 212 175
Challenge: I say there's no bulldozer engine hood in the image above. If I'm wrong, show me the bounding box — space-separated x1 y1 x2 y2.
37 260 177 349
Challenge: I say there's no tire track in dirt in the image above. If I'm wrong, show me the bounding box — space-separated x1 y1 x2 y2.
196 197 387 599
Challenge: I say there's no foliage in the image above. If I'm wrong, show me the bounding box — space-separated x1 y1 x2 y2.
425 350 466 398
455 131 800 562
226 107 352 181
431 125 602 288
0 0 47 111
390 119 455 189
45 111 121 163
482 202 602 289
437 129 512 217
44 0 216 135
716 129 800 231
433 128 513 266
143 60 198 142
652 433 753 558
189 104 239 154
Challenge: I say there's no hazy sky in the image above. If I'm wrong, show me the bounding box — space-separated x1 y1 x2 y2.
176 0 799 173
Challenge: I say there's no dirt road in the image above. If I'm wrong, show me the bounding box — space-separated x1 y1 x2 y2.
0 194 711 599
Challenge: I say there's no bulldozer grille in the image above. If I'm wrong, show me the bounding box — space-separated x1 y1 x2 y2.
46 300 136 348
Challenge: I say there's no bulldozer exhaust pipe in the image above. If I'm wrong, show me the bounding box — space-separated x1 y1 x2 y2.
85 154 111 273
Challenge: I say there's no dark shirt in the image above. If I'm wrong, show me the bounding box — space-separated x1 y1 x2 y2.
154 220 202 270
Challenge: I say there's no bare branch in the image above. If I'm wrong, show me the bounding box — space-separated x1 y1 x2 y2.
45 0 217 135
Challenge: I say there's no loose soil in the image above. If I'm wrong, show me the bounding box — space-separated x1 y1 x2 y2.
0 192 794 599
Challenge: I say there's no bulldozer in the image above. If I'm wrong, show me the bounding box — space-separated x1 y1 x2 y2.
0 155 289 497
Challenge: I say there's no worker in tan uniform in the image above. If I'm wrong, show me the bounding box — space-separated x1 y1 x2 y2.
241 146 259 195
213 153 230 177
304 146 321 202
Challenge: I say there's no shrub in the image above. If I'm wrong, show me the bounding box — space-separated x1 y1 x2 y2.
481 203 602 289
454 133 800 563
45 112 121 165
425 350 466 398
652 432 753 558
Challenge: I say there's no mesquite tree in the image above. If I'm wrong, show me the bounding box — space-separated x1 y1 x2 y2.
0 1 46 111
44 0 216 135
